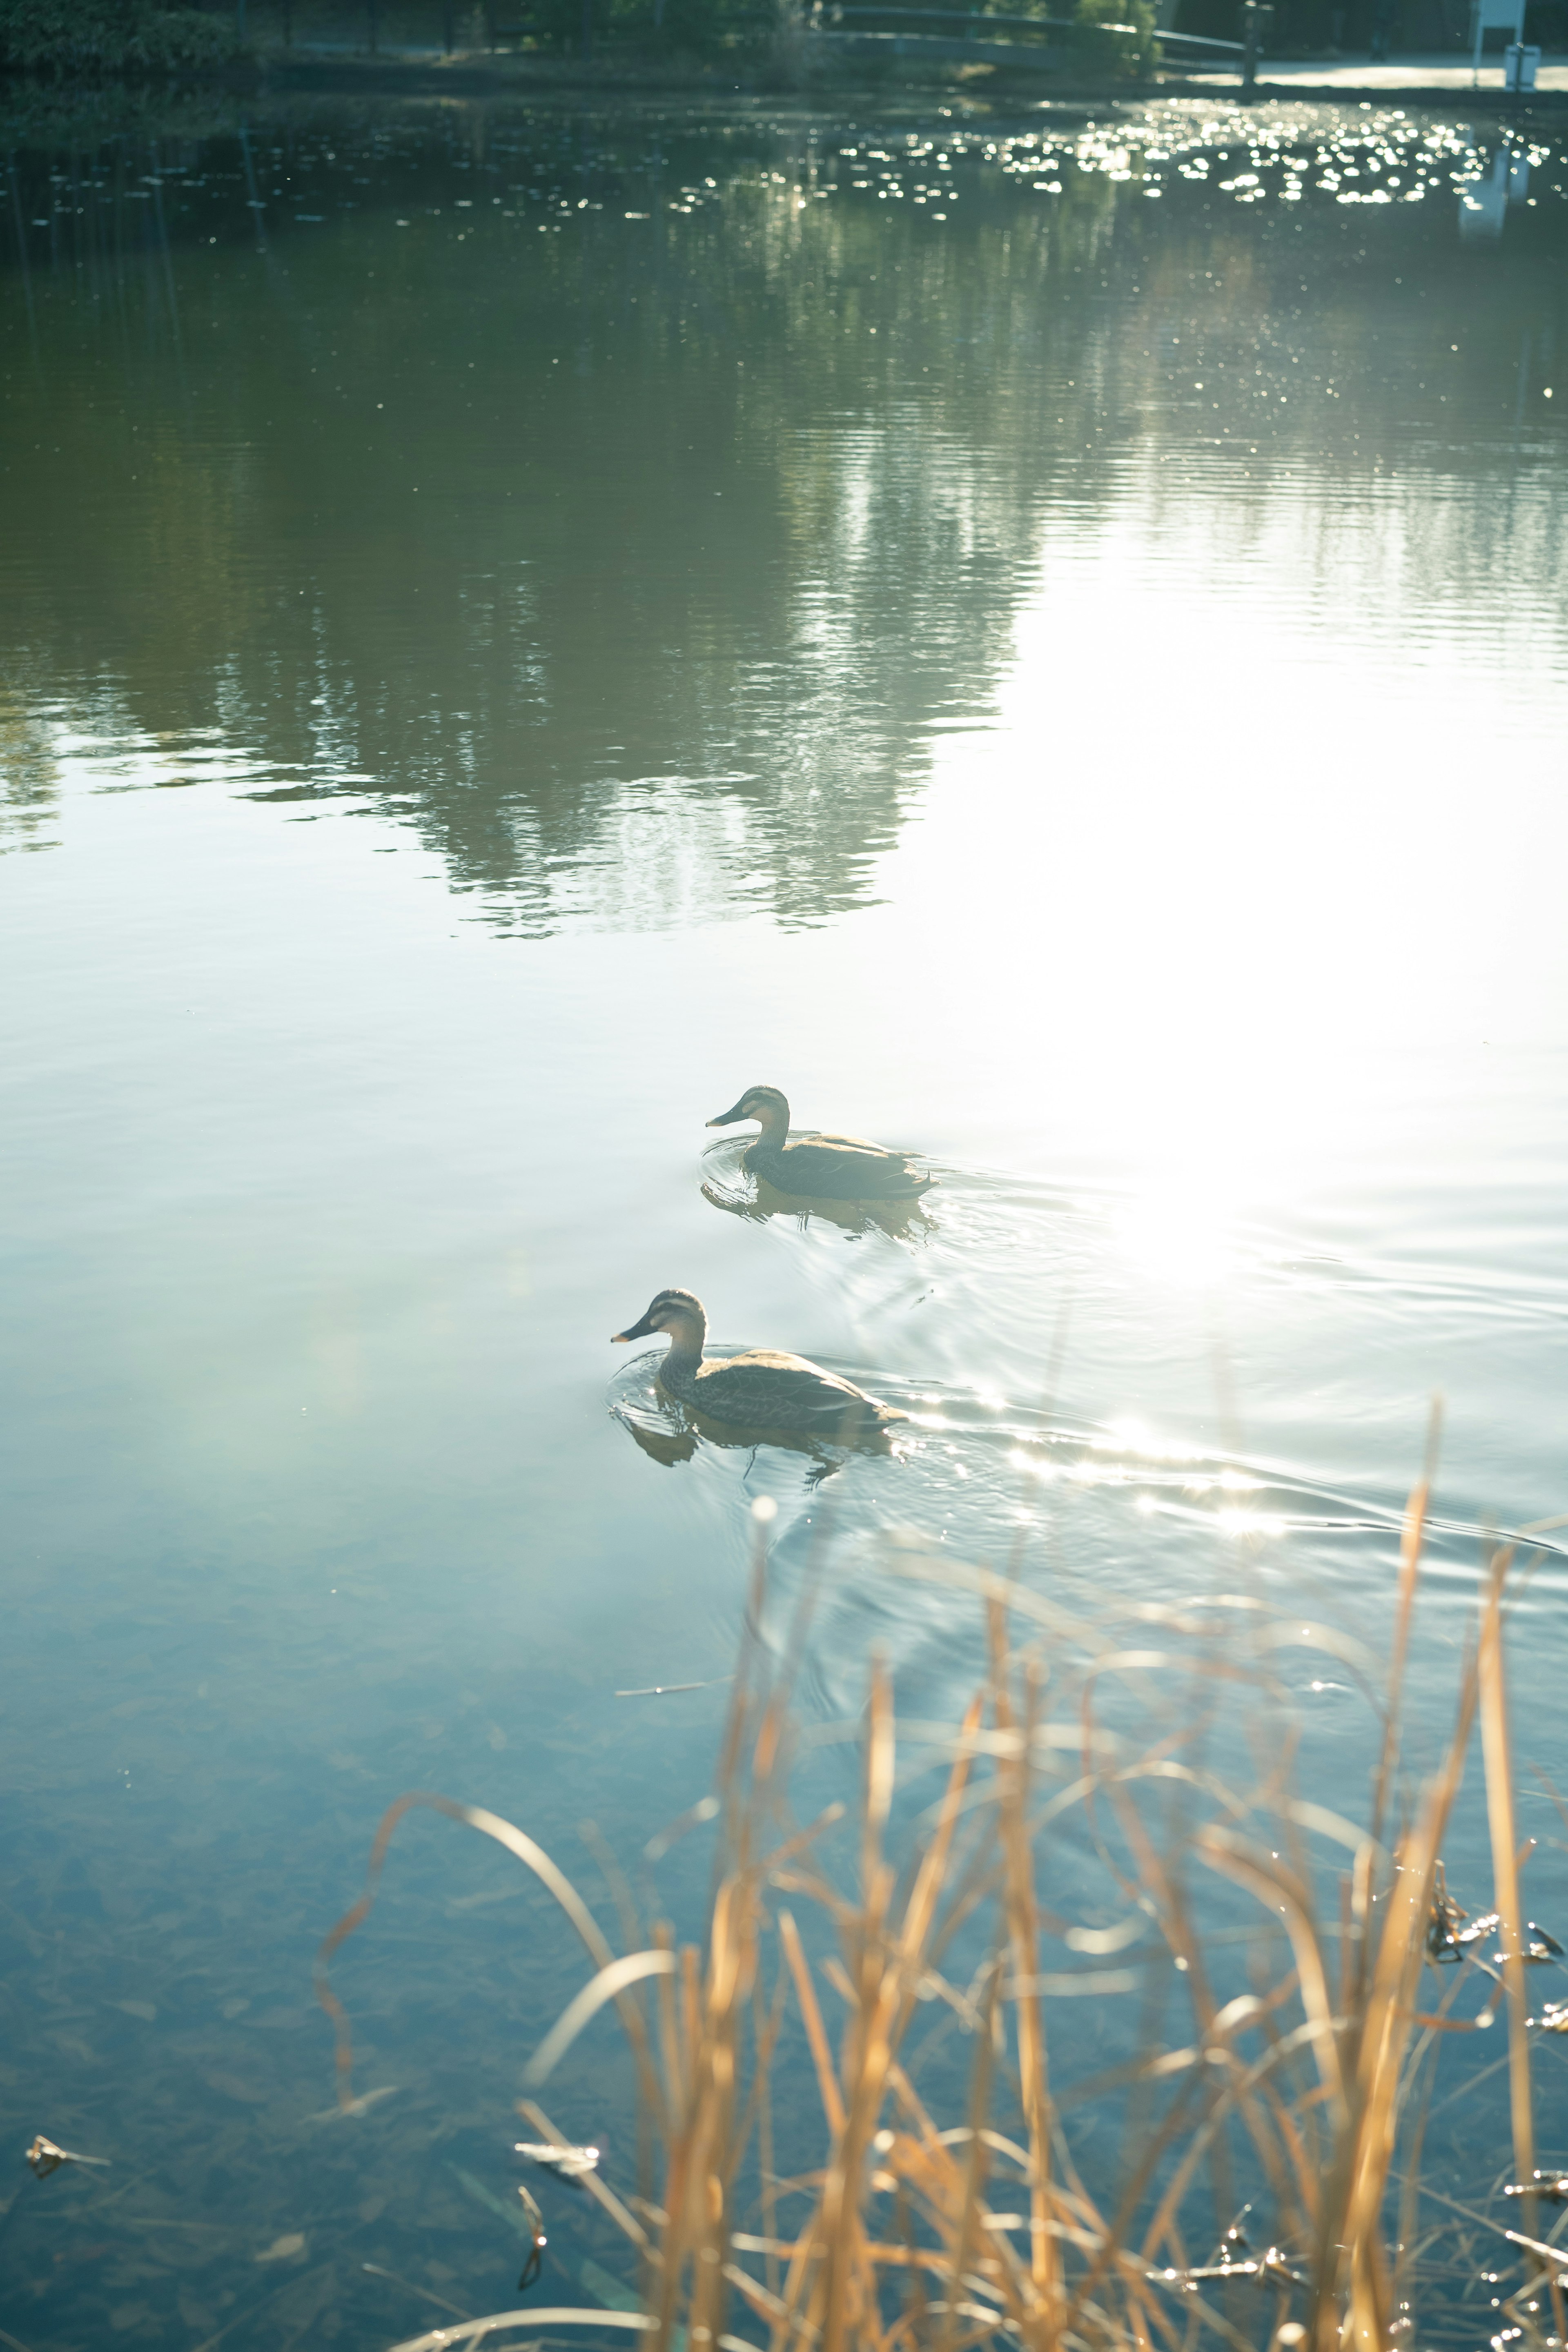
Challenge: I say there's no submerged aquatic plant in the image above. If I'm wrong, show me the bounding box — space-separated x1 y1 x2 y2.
318 1481 1566 2352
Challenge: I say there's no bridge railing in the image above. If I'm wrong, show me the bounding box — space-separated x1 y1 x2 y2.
806 0 1250 74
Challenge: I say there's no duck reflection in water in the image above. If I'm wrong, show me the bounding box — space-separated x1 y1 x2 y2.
706 1085 935 1203
611 1287 906 1465
700 1166 932 1241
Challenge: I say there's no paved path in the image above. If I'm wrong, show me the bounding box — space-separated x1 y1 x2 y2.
1187 49 1568 89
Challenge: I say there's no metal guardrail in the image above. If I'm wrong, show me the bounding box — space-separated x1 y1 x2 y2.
480 0 1252 71
475 0 1250 63
1151 24 1246 45
827 6 1127 28
816 2 1245 50
811 29 1073 58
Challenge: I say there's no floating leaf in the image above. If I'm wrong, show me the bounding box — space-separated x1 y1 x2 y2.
516 2139 601 2180
27 2136 109 2178
254 2232 307 2263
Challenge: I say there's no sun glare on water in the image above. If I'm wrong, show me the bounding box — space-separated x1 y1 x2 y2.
882 487 1568 1239
1111 1187 1240 1289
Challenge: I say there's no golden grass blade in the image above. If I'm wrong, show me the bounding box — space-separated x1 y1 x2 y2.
383 2309 656 2352
525 1950 682 2087
1328 1624 1478 2352
779 1910 847 2140
862 1662 895 1898
682 1942 703 2090
1196 1829 1346 2117
938 1967 999 2352
899 1697 983 1972
335 1473 1561 2352
1478 1546 1540 2261
985 1603 1058 2328
1502 2226 1568 2267
315 1791 618 2106
1368 1410 1437 1857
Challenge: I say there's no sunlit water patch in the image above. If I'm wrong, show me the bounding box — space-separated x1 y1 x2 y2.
702 1131 1568 1539
609 1340 1565 1728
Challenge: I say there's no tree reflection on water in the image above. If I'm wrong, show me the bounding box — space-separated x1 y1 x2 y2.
1 99 1564 922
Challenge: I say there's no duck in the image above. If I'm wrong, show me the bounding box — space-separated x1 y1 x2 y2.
706 1085 933 1202
612 1288 905 1442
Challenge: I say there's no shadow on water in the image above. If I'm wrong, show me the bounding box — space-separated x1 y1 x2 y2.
700 1134 938 1238
610 1345 906 1478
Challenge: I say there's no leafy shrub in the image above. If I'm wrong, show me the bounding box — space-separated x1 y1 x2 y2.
0 0 244 75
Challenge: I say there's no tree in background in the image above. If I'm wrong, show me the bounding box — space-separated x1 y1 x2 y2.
1072 0 1157 71
0 0 242 70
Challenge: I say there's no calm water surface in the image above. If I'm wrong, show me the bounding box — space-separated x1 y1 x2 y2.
2 90 1567 2349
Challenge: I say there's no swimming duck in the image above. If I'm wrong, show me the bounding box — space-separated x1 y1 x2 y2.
706 1085 933 1202
612 1288 905 1441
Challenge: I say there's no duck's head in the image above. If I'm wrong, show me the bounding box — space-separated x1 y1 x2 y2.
612 1287 707 1347
707 1084 789 1133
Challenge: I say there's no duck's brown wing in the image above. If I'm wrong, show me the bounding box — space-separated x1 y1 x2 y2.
693 1351 903 1434
809 1130 890 1154
777 1135 932 1200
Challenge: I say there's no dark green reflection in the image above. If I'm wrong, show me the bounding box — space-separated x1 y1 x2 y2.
2 98 1565 925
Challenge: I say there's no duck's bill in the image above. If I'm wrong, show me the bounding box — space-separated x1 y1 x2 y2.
613 1312 659 1342
706 1100 749 1127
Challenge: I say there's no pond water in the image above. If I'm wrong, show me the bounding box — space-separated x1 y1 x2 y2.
2 88 1567 2351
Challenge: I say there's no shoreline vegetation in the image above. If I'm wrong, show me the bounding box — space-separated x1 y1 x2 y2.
3 27 1564 120
317 1480 1568 2352
4 0 1560 104
0 0 1165 94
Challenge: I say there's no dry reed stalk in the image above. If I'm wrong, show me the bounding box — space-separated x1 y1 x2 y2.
760 1673 992 2352
986 1597 1059 2336
342 1478 1554 2352
1474 1547 1567 2350
1478 1547 1533 2233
